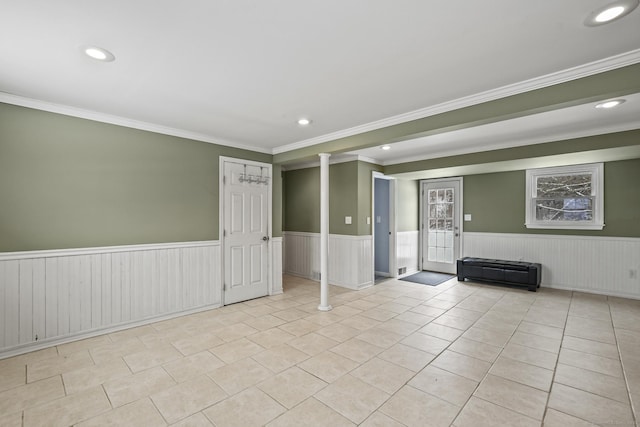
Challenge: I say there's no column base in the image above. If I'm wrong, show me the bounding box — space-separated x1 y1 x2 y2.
317 304 333 312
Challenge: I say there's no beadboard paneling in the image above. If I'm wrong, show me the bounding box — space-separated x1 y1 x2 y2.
463 232 640 299
397 230 419 276
271 237 283 294
329 235 373 289
0 242 221 357
284 232 320 280
283 232 373 290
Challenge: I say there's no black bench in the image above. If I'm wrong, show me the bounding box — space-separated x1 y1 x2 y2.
457 257 541 292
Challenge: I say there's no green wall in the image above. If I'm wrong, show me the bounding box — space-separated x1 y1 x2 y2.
282 157 640 239
283 161 381 235
603 159 640 237
272 164 283 237
283 167 320 233
0 103 272 252
396 179 419 232
4 101 638 253
463 158 640 237
329 162 359 235
463 171 526 233
358 162 384 235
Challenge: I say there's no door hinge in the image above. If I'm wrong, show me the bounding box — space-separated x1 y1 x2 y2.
223 175 227 184
223 229 226 237
223 283 227 291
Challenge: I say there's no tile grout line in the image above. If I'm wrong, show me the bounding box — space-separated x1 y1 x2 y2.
539 290 571 425
381 288 523 425
5 278 639 426
609 296 639 427
446 290 543 424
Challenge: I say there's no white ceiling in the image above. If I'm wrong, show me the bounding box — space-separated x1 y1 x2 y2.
1 1 639 158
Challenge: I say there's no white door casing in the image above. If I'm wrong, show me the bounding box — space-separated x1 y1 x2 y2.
221 158 271 305
372 172 396 280
420 178 462 274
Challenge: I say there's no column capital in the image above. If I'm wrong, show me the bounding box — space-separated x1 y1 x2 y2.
318 153 331 159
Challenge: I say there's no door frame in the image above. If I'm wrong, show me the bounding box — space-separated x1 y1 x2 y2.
372 171 396 281
219 156 273 305
419 177 464 272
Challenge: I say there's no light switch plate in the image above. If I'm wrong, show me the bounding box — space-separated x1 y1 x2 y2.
345 216 352 224
464 214 472 221
367 217 371 225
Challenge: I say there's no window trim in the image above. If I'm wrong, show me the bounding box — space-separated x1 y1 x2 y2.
525 163 604 230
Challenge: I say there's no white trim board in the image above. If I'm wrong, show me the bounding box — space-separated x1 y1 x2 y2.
0 303 220 360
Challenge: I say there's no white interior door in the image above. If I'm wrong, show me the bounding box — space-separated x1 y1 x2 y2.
421 178 462 274
223 160 270 304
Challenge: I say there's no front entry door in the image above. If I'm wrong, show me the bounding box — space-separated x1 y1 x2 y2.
421 178 462 274
223 160 270 304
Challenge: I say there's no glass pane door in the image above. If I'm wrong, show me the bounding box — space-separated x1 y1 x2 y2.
427 188 454 263
421 178 461 274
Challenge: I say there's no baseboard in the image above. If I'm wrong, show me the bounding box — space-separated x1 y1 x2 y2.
463 232 640 299
0 303 221 360
374 271 391 277
397 268 420 279
541 283 640 300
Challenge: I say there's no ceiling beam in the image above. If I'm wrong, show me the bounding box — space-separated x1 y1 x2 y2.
273 63 640 165
384 129 640 178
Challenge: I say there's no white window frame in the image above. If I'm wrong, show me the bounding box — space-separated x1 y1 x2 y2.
525 163 604 230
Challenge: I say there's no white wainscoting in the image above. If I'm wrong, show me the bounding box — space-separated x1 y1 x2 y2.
283 232 373 290
463 232 640 299
283 232 320 281
397 230 419 276
0 241 222 358
271 237 283 295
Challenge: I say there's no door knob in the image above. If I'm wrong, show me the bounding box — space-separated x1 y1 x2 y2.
262 236 270 241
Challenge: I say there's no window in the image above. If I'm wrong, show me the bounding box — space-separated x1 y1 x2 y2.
525 163 604 230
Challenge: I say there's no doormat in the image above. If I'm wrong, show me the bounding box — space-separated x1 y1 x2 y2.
400 271 455 286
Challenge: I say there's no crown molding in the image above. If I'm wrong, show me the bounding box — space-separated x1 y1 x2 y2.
4 49 639 159
0 92 272 154
272 49 640 155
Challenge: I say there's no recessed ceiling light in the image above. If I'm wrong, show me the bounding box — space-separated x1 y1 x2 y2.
584 0 639 26
297 118 311 125
595 99 626 109
82 46 115 62
381 145 391 150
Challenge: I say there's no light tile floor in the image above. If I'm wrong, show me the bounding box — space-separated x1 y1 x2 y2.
1 275 639 426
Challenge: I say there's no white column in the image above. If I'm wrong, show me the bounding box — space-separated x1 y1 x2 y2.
318 153 332 311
